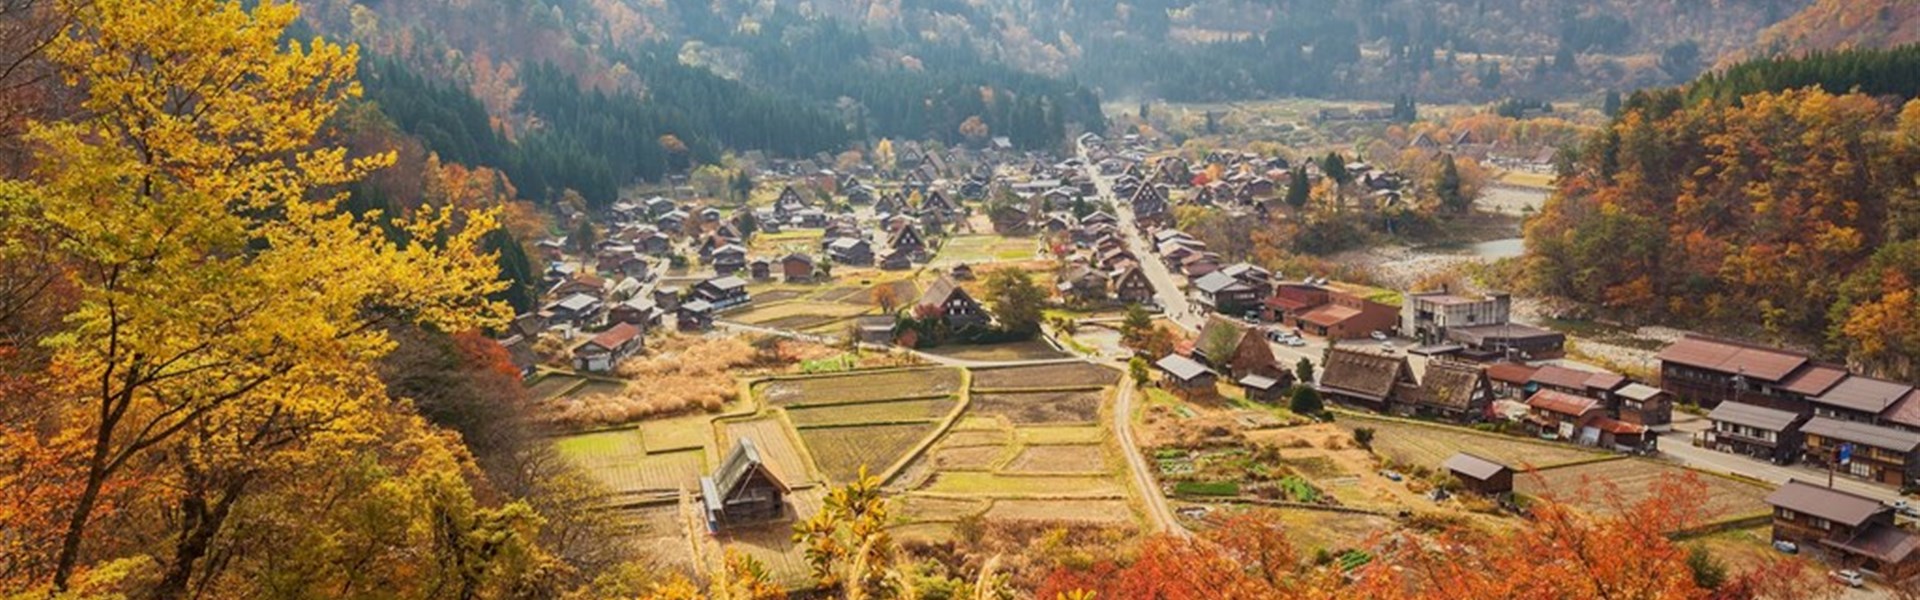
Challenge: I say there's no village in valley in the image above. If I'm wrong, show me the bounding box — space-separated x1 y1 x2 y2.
495 99 1918 595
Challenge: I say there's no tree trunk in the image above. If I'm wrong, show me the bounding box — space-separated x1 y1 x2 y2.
148 473 247 600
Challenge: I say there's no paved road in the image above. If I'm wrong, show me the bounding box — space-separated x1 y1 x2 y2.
1113 379 1190 536
1080 144 1198 334
1658 414 1902 503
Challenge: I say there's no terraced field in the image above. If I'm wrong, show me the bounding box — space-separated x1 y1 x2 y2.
596 449 705 493
784 398 956 426
528 374 585 401
930 445 1008 470
923 340 1070 362
985 499 1134 523
1005 444 1108 473
1518 459 1771 523
921 472 1122 496
972 390 1104 424
798 422 941 483
971 362 1117 389
759 368 964 406
1338 415 1604 470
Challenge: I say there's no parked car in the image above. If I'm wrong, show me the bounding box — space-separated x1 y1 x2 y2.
1381 341 1397 351
1379 470 1404 482
1370 331 1388 341
1892 500 1920 518
1285 337 1307 347
1771 540 1798 554
1830 569 1864 588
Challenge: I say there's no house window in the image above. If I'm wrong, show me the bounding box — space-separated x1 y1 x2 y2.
1780 509 1796 521
1812 517 1831 530
1852 462 1872 478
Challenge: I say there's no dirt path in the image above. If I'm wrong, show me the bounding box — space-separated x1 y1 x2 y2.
1113 380 1188 536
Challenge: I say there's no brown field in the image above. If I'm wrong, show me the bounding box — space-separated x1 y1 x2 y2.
1195 506 1397 555
753 290 806 303
972 390 1104 424
922 340 1070 362
1337 416 1604 470
723 418 813 484
621 505 696 574
759 368 964 406
638 413 717 452
528 374 584 401
1005 444 1108 473
758 314 846 331
941 429 1012 447
732 301 871 326
715 486 825 589
985 499 1135 524
785 398 956 427
971 362 1118 389
798 422 940 483
921 472 1122 496
598 449 706 493
1517 459 1771 523
899 495 990 521
931 445 1008 470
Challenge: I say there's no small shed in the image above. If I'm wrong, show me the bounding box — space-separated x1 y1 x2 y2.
1443 452 1513 496
1156 354 1217 392
1237 373 1288 402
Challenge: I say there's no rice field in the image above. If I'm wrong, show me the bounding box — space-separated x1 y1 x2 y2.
899 495 990 521
730 301 872 326
798 422 941 483
554 428 644 462
759 368 964 406
785 398 957 426
595 449 706 493
638 413 716 452
1004 444 1109 473
971 390 1104 424
921 340 1070 362
722 418 813 484
528 374 585 401
1338 415 1604 471
985 499 1135 524
971 362 1118 389
920 472 1122 496
1015 426 1106 445
930 445 1009 470
1517 459 1771 524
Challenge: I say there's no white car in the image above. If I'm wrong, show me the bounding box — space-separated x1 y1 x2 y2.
1830 569 1864 588
1893 500 1920 518
1381 341 1397 351
1370 331 1388 341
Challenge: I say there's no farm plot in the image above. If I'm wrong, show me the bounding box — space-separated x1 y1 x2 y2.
931 445 1008 470
1517 459 1771 524
750 289 806 303
554 428 644 463
716 486 825 589
985 499 1134 524
759 368 964 406
971 362 1117 389
1015 426 1106 445
785 398 956 426
723 418 813 484
729 301 871 327
1195 506 1398 556
899 496 990 521
528 374 585 401
1339 416 1604 470
596 449 705 493
921 472 1122 497
932 235 1039 265
972 390 1103 424
1005 444 1108 473
638 413 716 452
922 340 1069 362
798 422 941 483
570 379 630 399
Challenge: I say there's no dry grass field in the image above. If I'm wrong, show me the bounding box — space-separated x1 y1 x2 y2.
759 368 964 406
972 390 1104 424
798 422 941 483
1337 415 1604 470
1004 444 1108 473
921 340 1071 362
1014 426 1106 445
931 445 1009 470
985 499 1134 524
921 472 1122 496
785 398 956 426
1517 459 1771 524
639 413 717 452
528 373 585 401
597 449 706 493
971 362 1118 389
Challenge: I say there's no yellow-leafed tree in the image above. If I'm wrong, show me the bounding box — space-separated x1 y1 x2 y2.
0 0 528 596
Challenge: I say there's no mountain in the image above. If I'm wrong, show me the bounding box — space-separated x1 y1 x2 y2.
1746 0 1920 61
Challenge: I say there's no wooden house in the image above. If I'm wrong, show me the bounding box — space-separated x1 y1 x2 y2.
1114 266 1154 304
572 323 643 373
1403 360 1493 423
917 277 989 329
1317 347 1417 413
1156 354 1217 394
1443 453 1513 496
701 438 790 531
781 253 816 283
1768 480 1920 583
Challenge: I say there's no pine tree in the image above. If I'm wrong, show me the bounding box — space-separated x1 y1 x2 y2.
1288 385 1324 416
1285 166 1311 208
1322 153 1350 186
1435 154 1466 213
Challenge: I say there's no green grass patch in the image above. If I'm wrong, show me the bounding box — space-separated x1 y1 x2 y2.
1173 481 1240 496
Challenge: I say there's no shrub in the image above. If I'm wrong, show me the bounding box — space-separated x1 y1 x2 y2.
1351 427 1375 449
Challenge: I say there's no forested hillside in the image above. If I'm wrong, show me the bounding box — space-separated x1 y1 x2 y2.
1525 46 1920 378
1746 0 1920 61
